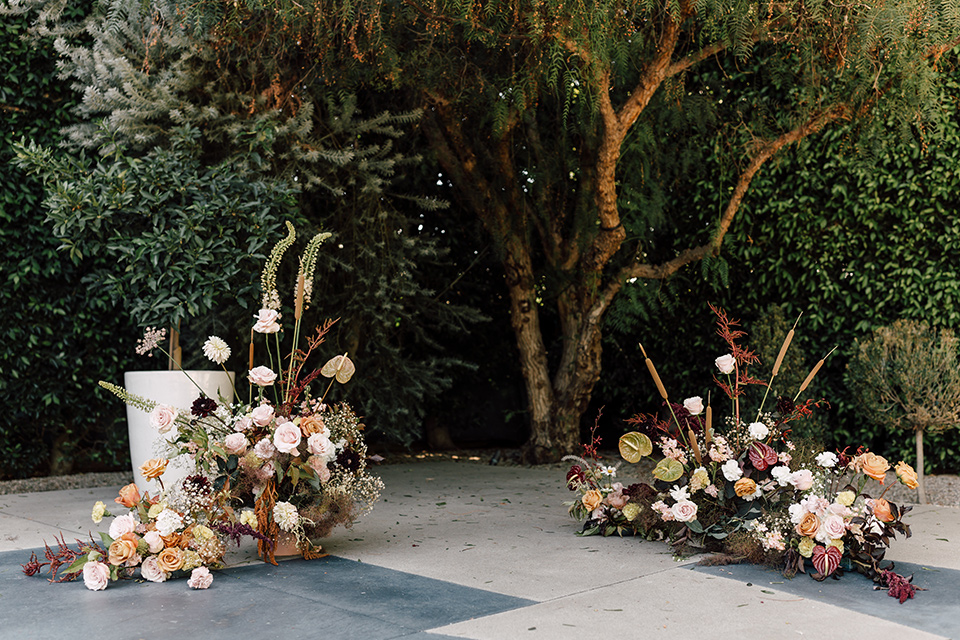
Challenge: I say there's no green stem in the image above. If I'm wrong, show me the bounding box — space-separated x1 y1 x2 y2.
153 345 205 397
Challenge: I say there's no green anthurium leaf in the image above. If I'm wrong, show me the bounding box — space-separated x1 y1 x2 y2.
99 532 114 547
652 458 684 482
619 432 653 463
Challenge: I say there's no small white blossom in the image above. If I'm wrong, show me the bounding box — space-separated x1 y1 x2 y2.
670 485 691 502
202 336 231 364
748 422 769 440
721 459 743 482
815 451 839 468
771 465 793 486
155 508 184 537
273 501 300 532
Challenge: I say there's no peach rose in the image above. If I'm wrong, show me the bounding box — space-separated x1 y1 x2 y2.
734 478 757 498
156 547 185 573
858 452 890 483
139 458 168 481
895 461 919 489
108 538 140 566
115 483 141 508
582 489 603 512
872 498 895 523
299 415 329 437
795 512 820 537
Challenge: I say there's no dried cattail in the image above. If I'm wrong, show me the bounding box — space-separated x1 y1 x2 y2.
639 343 668 399
705 405 713 444
294 273 305 320
796 346 837 398
248 328 255 372
688 429 702 465
772 329 794 377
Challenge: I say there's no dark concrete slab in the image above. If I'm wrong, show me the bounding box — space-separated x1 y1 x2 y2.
0 548 534 640
693 560 960 638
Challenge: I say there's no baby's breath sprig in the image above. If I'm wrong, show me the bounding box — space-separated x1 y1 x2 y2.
260 222 297 311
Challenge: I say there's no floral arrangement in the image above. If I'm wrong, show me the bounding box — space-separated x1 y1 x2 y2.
22 464 264 590
92 223 381 568
565 305 921 602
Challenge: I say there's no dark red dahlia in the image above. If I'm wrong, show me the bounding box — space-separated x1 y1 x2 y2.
191 396 218 418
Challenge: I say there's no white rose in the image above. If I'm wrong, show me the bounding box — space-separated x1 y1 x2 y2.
815 451 838 468
253 309 282 334
307 433 335 461
273 422 302 454
671 500 698 522
771 465 793 486
140 555 168 583
248 366 278 387
233 416 254 432
748 422 769 440
790 469 814 491
82 561 111 591
224 433 249 455
143 530 164 554
721 459 743 482
250 404 275 427
715 354 736 374
818 514 847 542
682 396 704 416
149 405 178 434
108 513 137 540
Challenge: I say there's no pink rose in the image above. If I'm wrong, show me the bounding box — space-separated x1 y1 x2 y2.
605 482 629 509
233 416 253 432
251 404 275 427
108 513 137 540
224 433 249 455
143 530 164 554
249 366 277 387
253 309 282 334
307 433 334 460
273 421 302 454
790 469 814 491
140 555 168 583
818 514 847 541
307 456 332 483
254 438 277 460
670 500 698 522
149 405 178 434
682 396 704 416
187 566 214 589
82 561 111 591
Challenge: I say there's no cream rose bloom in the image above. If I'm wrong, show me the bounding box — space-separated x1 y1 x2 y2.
797 536 816 558
140 555 167 583
224 433 249 455
82 561 111 591
835 490 856 507
683 396 704 416
273 421 303 454
251 404 275 427
253 309 281 334
715 354 736 374
671 500 698 522
249 366 278 387
149 405 179 434
188 566 214 589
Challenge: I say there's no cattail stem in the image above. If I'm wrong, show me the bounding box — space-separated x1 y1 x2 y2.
688 429 702 465
640 343 687 446
294 273 305 321
794 346 838 401
705 400 713 445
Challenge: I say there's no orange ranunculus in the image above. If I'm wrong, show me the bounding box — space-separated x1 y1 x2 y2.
114 483 141 508
734 478 757 498
895 461 919 489
139 458 169 481
795 512 821 538
858 452 890 483
108 538 139 566
581 489 603 512
161 533 183 548
156 547 185 573
299 415 327 437
872 498 895 523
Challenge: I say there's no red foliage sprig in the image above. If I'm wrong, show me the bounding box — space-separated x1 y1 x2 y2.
22 533 105 583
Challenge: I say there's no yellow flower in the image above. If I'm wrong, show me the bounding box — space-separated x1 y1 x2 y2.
622 503 642 521
689 468 710 492
139 458 169 481
240 510 258 531
181 550 203 571
192 524 213 541
826 538 844 555
92 501 106 524
835 491 856 507
147 502 166 519
895 461 919 490
798 536 816 558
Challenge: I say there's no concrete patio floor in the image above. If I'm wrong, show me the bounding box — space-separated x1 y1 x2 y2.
1 460 958 639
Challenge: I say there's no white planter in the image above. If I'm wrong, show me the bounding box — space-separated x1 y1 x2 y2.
124 370 235 492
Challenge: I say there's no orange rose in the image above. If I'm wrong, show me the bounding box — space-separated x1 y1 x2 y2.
156 547 185 573
114 483 141 508
795 512 820 538
139 458 169 481
581 489 603 512
161 533 183 548
858 452 890 483
872 498 895 523
299 415 327 437
895 461 919 490
108 538 139 566
734 478 757 498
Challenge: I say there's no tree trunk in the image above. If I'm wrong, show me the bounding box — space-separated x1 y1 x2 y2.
916 427 927 504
